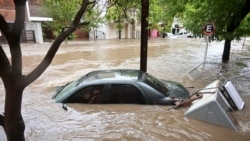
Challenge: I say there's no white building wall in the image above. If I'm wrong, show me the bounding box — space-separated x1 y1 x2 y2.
25 22 43 43
105 23 128 39
90 0 140 40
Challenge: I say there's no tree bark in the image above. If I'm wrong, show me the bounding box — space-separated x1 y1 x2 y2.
0 114 4 127
118 30 121 39
23 0 90 87
222 39 231 62
0 0 91 141
221 0 250 62
0 0 27 139
4 81 25 141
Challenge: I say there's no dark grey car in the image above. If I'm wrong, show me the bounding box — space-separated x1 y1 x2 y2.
52 69 189 105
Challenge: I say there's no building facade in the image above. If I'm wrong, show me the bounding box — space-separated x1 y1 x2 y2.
89 0 141 40
0 0 141 43
0 0 51 43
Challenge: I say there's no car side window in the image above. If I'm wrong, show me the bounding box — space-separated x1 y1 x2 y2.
109 84 145 104
67 85 104 104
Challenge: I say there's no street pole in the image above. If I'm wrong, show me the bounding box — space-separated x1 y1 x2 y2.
203 35 209 68
140 0 149 72
203 22 215 68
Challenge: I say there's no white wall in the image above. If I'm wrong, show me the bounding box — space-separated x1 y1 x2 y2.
25 22 43 43
105 23 128 39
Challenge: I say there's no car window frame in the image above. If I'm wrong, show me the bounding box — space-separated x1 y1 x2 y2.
142 73 170 97
104 82 146 104
65 84 106 104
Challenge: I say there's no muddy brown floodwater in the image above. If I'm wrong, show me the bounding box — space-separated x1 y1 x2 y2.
1 38 250 141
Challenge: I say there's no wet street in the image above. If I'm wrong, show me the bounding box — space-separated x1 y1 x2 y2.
1 38 250 140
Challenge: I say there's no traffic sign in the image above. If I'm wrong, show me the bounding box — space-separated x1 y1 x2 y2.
203 23 215 36
202 22 215 68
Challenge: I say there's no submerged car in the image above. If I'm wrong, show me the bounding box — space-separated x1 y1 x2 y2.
52 69 189 105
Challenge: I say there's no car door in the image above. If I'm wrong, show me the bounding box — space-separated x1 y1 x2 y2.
66 84 105 104
106 83 146 104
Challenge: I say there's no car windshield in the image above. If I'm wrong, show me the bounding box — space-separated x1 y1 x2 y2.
142 73 170 96
76 70 139 86
53 80 78 101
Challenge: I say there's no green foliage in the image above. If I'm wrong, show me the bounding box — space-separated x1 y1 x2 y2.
43 0 82 36
42 0 104 37
148 0 185 31
181 0 250 40
148 0 164 30
105 0 186 32
84 6 105 31
105 5 123 23
238 13 250 36
105 0 140 30
42 0 250 40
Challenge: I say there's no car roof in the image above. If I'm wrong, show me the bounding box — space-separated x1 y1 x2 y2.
54 69 146 103
78 69 143 84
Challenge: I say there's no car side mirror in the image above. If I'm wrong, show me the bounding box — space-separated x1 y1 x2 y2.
62 103 68 111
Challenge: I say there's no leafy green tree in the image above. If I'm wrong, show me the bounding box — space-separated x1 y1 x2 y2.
43 0 82 37
103 0 250 61
105 4 124 38
0 0 94 140
84 6 105 35
180 0 250 61
147 0 164 30
43 0 104 39
141 0 250 61
106 0 140 23
148 0 174 31
105 0 183 34
105 0 140 39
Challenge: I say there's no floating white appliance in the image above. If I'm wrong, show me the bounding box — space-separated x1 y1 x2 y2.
185 80 244 130
220 80 245 110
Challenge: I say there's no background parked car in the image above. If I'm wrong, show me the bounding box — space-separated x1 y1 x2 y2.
176 31 193 38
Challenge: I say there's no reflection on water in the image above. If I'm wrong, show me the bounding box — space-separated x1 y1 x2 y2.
1 38 250 140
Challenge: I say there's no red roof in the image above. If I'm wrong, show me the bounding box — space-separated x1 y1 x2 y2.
0 0 45 23
0 8 15 23
0 0 15 22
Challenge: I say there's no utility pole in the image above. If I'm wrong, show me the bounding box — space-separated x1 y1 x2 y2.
140 0 149 72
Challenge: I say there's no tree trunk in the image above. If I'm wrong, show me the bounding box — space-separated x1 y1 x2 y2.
0 0 90 140
221 1 250 62
118 30 121 39
132 19 135 39
222 39 231 62
140 0 149 72
3 80 25 141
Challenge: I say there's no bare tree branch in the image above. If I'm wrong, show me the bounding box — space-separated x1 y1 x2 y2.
11 0 26 41
0 45 11 77
8 0 27 78
107 0 140 24
0 15 10 38
0 114 4 128
23 0 91 87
